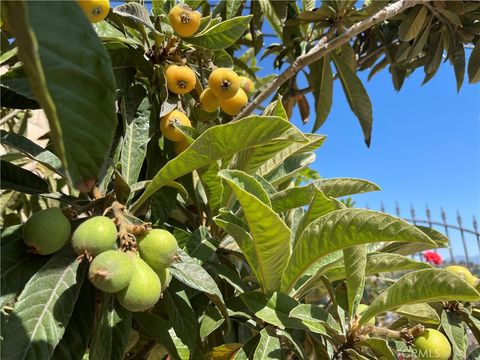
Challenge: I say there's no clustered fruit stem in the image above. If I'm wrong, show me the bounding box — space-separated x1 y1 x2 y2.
103 200 150 251
336 323 426 359
356 324 425 343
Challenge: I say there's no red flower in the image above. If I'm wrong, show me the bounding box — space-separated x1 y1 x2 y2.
423 251 443 265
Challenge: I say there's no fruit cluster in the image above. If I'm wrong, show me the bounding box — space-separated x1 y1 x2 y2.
23 208 178 312
75 0 255 156
161 66 254 154
158 5 255 155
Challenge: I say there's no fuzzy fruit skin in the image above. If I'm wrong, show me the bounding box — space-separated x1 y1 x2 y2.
23 208 71 255
239 76 255 94
412 329 452 360
445 265 477 286
174 139 190 155
88 250 133 293
77 0 110 23
158 268 172 292
168 5 201 37
160 110 191 142
116 256 161 312
220 88 248 115
72 216 117 257
165 65 196 95
199 88 220 112
208 68 240 99
357 304 375 326
137 229 178 272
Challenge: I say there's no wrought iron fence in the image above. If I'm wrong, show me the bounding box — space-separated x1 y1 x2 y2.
366 202 480 268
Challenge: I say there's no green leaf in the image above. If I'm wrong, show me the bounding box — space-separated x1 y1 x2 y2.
233 335 261 360
396 303 440 324
466 314 480 346
296 3 334 22
198 161 224 215
296 186 338 238
200 306 224 341
219 170 271 206
270 183 316 213
213 211 262 285
289 304 341 335
264 152 316 186
311 56 333 132
0 66 37 104
406 16 432 61
359 269 480 325
344 244 367 318
208 343 243 359
219 171 291 292
314 178 381 198
379 226 448 256
2 247 86 360
207 261 248 293
4 1 116 188
239 292 304 330
233 127 308 175
164 291 198 350
449 32 465 92
89 293 131 360
322 252 433 282
112 2 157 33
294 252 433 300
186 15 252 50
120 85 151 185
1 130 65 177
134 313 181 360
184 227 217 262
357 338 396 360
1 160 49 194
1 227 48 307
254 328 281 359
281 209 435 292
170 250 229 324
468 40 480 84
253 174 277 197
257 0 283 38
104 44 137 98
424 30 444 76
399 5 429 42
225 0 244 19
1 224 23 246
262 95 288 120
213 50 234 69
332 53 373 146
442 310 467 359
131 115 292 213
51 282 95 360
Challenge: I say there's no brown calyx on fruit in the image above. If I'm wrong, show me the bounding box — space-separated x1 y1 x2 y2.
177 80 187 89
221 80 232 90
180 12 191 24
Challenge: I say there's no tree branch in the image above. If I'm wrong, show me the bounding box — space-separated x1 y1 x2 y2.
233 0 427 121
